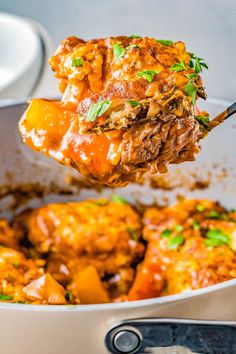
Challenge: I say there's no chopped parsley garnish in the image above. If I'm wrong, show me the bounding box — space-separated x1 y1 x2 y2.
175 224 184 232
195 115 210 128
185 80 198 106
127 227 139 241
161 229 172 238
189 52 208 74
127 100 142 107
126 44 139 50
192 220 201 231
71 57 84 67
156 39 173 46
169 235 185 250
111 195 128 204
185 73 197 80
0 294 13 301
207 211 221 219
170 61 186 72
130 35 141 39
137 70 159 83
196 204 205 212
86 100 111 122
204 228 229 248
113 42 126 60
65 290 73 302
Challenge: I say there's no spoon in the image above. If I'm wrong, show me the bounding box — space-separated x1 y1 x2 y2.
208 101 236 131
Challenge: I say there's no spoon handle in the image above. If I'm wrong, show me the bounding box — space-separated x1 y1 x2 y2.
208 101 236 131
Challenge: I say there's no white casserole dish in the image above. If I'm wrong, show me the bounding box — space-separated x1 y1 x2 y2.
0 99 235 353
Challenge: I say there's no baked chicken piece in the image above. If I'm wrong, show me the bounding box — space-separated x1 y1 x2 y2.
19 36 208 186
20 198 144 302
129 199 236 300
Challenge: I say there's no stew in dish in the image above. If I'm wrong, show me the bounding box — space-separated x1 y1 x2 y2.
19 36 209 186
1 198 236 305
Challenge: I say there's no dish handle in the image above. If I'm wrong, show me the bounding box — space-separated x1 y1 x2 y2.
105 318 236 353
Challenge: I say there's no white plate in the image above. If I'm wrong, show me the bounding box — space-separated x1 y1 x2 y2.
0 12 42 98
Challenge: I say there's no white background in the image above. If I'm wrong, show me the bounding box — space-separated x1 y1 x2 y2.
0 0 235 101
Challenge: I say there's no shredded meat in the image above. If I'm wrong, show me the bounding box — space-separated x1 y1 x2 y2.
19 36 207 186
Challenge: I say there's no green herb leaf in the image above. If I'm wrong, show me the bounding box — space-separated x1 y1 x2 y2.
0 294 13 301
175 224 184 232
161 229 172 238
111 195 128 204
185 80 197 106
71 57 84 67
170 61 186 72
194 115 210 128
130 35 141 39
192 220 201 231
189 52 208 73
86 100 111 122
127 227 139 241
196 204 205 212
169 235 185 250
207 211 221 219
126 44 140 50
156 39 173 46
127 100 142 107
65 290 73 302
185 73 197 80
200 62 208 69
113 42 126 60
205 228 229 247
137 70 159 83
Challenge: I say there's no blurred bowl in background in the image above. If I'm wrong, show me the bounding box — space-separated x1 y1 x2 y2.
0 12 43 98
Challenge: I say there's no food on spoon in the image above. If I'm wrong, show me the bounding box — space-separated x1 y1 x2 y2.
19 36 208 186
0 197 236 305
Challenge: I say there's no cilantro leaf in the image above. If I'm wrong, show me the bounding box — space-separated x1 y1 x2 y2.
86 100 111 122
205 228 229 247
156 39 173 46
185 80 197 106
137 70 159 83
113 42 126 60
111 195 128 204
192 220 201 231
126 44 140 50
194 115 210 128
185 73 197 80
175 224 184 232
130 35 141 39
170 61 186 72
0 294 13 301
127 100 142 107
189 52 208 73
127 227 139 241
65 290 73 302
196 204 205 212
71 57 84 67
169 235 185 250
207 211 221 219
161 229 172 238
